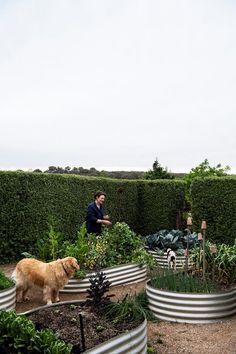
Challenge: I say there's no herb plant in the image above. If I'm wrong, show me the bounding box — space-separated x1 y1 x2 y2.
190 240 236 285
0 271 14 290
150 269 218 293
36 215 63 261
0 310 72 353
104 292 153 323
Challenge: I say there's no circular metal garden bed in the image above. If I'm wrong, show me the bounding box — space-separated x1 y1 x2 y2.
146 249 194 269
146 281 236 324
60 263 147 293
0 285 16 311
21 300 147 354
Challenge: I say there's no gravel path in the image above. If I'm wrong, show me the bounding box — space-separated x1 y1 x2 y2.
1 263 236 354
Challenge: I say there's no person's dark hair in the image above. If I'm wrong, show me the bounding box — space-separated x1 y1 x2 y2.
94 191 106 199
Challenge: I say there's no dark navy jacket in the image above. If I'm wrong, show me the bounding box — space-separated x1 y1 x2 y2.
85 202 105 234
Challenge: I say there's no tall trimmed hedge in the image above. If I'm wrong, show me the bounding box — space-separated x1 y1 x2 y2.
137 180 185 235
0 171 185 263
191 177 236 244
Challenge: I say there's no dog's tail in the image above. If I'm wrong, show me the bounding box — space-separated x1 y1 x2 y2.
11 268 17 282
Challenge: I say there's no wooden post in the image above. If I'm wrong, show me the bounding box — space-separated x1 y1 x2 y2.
197 232 203 275
201 221 207 281
185 214 192 273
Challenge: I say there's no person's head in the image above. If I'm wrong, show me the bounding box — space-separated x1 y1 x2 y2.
94 191 106 205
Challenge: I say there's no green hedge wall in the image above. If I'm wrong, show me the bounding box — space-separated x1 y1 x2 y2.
191 177 236 244
137 180 185 235
0 171 185 263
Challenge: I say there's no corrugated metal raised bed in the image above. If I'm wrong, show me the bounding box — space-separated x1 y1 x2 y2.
85 317 147 354
61 263 147 293
0 285 16 311
146 281 236 324
146 249 194 269
21 300 147 354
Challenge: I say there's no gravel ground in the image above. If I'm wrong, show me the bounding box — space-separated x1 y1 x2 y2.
1 263 236 354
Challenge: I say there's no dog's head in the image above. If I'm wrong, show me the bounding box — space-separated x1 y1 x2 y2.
61 257 80 277
166 248 171 256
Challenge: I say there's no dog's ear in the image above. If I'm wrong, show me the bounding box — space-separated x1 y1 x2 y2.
70 257 80 270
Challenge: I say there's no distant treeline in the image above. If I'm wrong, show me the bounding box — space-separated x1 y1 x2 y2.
30 166 185 179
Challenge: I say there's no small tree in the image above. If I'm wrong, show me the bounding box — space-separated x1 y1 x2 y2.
184 158 230 204
144 159 174 180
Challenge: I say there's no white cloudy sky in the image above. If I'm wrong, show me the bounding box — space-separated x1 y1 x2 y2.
0 0 236 172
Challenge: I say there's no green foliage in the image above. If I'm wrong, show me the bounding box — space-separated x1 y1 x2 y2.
191 176 236 244
62 222 155 272
104 291 153 323
62 223 89 266
0 271 14 290
150 269 218 293
84 234 108 270
190 241 216 272
102 222 143 265
44 165 145 179
190 241 236 284
184 159 230 204
0 310 72 353
215 242 236 283
36 215 63 261
0 171 185 263
144 159 174 180
147 345 157 353
134 290 156 321
101 222 156 268
145 229 199 253
137 179 185 235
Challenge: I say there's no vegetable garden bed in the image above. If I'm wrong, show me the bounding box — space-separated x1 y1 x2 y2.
0 271 16 311
146 280 236 324
22 300 147 354
146 249 194 269
61 263 147 293
0 286 16 311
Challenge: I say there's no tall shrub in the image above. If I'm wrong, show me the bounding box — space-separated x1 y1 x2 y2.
191 177 236 244
137 179 185 235
0 171 185 263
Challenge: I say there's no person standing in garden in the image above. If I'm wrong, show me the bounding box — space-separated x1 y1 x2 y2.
85 191 112 235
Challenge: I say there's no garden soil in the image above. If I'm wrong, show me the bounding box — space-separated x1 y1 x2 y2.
1 263 236 354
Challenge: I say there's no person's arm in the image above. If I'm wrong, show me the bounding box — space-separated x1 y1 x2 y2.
96 218 112 225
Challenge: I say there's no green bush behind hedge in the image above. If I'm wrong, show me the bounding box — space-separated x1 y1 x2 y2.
0 171 185 263
191 177 236 244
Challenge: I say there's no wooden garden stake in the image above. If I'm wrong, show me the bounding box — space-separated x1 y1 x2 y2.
197 232 203 274
201 221 207 281
185 214 192 273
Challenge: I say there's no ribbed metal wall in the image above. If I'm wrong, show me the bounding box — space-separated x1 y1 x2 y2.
147 249 194 269
146 282 236 324
22 300 147 354
85 318 147 354
0 286 16 311
61 263 147 293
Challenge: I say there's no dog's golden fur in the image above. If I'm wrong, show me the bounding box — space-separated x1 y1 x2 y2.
13 257 80 305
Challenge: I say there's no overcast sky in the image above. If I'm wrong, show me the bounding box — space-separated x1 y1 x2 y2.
0 0 236 173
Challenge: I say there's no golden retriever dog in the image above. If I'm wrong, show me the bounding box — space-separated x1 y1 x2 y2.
12 257 80 305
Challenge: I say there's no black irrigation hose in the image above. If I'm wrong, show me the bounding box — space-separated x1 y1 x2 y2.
79 313 86 352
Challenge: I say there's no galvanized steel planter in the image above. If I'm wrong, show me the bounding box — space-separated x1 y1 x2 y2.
147 249 194 269
146 281 236 324
0 285 16 311
21 300 147 354
61 263 147 293
85 317 147 354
